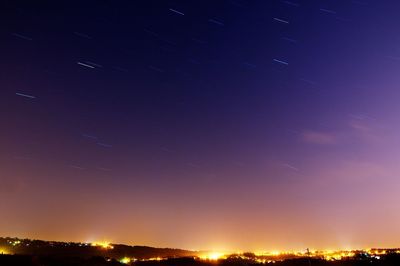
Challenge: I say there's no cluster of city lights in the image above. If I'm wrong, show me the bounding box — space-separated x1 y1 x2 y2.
194 248 400 263
2 237 400 264
199 252 225 260
91 241 114 249
241 249 358 261
101 247 400 264
118 257 160 264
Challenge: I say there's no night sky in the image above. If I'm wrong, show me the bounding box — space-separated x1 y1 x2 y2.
2 0 400 251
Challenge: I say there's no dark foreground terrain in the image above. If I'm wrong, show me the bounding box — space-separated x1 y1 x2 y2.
2 255 400 266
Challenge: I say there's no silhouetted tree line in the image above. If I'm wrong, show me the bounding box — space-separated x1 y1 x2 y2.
0 237 197 259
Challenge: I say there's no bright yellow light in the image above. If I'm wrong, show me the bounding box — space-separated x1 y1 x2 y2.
91 241 113 249
0 248 9 255
120 257 131 264
269 251 281 256
200 252 225 260
254 251 264 256
147 257 162 261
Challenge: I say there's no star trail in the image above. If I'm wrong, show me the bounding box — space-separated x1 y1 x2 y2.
2 0 400 252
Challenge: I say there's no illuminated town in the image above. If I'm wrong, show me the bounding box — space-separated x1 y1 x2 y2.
1 237 400 265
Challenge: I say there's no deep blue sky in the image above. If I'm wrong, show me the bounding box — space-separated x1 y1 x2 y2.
2 0 400 251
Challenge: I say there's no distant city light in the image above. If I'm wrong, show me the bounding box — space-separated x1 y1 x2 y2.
91 241 113 249
120 257 131 264
147 257 162 261
1 237 400 264
200 252 225 260
0 248 9 255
